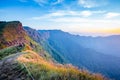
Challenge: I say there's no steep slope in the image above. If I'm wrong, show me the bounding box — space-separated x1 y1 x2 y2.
24 27 67 63
36 30 120 80
17 50 106 80
0 21 106 80
0 21 50 59
0 21 50 79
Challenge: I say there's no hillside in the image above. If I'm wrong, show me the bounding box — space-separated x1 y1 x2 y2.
0 21 50 60
0 21 106 80
24 27 67 64
24 29 120 80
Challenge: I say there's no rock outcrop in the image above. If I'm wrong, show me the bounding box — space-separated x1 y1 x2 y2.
0 21 29 49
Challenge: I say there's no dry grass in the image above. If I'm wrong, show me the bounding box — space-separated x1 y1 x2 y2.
17 50 107 80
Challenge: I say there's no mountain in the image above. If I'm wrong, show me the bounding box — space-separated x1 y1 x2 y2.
24 27 120 80
0 21 106 80
38 30 120 80
24 26 67 64
0 21 50 60
72 35 120 57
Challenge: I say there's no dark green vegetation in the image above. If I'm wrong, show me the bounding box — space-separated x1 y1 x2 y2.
0 46 23 60
0 21 107 80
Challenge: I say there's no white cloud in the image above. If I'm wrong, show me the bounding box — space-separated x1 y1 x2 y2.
52 0 64 5
105 12 120 18
80 10 105 17
48 17 120 36
31 11 120 31
31 11 65 20
80 11 92 17
33 0 63 6
79 0 96 8
50 17 120 24
29 10 120 36
33 0 47 6
78 0 108 8
31 10 105 20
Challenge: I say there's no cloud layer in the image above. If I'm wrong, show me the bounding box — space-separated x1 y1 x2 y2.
76 0 108 8
2 0 120 36
105 12 120 18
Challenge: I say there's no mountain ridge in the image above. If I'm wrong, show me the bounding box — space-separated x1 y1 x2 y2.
0 21 106 80
24 27 120 80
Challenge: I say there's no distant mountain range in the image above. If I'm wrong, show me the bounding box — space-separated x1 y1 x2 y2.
24 27 120 80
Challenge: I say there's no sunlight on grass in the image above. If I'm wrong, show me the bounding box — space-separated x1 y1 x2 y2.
17 50 107 80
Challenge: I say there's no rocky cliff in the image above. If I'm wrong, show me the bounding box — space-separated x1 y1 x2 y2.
0 21 29 49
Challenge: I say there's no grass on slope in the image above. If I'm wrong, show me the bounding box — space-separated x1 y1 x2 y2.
17 50 107 80
0 46 23 60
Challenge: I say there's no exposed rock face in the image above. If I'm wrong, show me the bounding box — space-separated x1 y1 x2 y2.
0 21 29 49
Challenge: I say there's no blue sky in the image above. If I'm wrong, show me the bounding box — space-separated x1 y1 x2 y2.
0 0 120 36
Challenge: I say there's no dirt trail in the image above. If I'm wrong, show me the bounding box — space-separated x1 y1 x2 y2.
0 52 32 80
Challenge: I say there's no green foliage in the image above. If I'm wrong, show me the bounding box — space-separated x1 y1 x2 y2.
28 38 52 60
0 46 23 60
0 21 51 61
42 42 67 64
